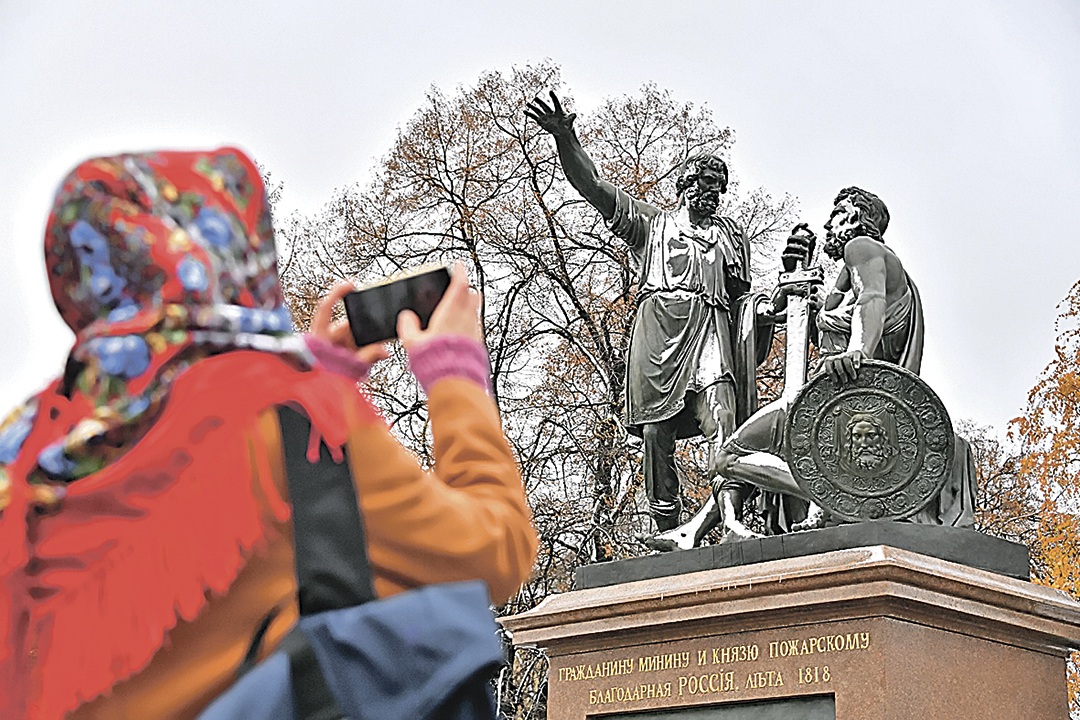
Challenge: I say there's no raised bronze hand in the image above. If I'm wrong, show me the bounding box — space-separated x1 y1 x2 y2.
525 91 577 137
781 223 817 272
524 90 617 218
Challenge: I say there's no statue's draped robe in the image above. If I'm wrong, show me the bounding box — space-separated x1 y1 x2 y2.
608 189 766 439
816 277 924 374
812 272 976 528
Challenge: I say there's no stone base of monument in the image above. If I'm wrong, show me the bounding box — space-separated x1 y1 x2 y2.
501 529 1080 719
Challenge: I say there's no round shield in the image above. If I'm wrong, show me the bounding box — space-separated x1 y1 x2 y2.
783 359 954 523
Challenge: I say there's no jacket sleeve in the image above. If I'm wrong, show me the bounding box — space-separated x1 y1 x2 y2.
346 378 537 605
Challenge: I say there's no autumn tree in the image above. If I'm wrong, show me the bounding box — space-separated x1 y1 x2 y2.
1010 279 1080 714
954 421 1039 551
277 61 798 609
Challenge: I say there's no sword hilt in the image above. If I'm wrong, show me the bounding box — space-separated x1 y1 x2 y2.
781 222 818 273
777 224 824 397
778 265 824 288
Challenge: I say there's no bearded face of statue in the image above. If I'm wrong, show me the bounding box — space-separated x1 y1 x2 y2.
847 417 892 471
823 198 862 260
683 165 724 218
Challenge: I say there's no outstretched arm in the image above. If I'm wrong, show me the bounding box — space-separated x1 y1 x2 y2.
525 91 619 220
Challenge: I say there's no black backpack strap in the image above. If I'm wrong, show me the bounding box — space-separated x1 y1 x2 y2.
275 404 378 719
277 404 377 613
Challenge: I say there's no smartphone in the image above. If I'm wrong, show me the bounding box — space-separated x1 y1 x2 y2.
342 265 452 347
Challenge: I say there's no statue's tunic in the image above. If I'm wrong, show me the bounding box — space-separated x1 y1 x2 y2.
608 188 752 436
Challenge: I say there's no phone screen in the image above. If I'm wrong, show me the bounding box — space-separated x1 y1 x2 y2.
342 266 451 347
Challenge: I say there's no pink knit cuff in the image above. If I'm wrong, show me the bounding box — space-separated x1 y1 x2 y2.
303 335 371 381
408 336 493 396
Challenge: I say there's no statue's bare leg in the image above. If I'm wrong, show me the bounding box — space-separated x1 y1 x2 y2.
719 451 806 497
649 396 814 551
642 493 721 551
646 451 807 550
716 482 760 542
720 449 828 531
714 489 751 543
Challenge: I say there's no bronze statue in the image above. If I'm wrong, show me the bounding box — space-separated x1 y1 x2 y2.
659 186 976 545
526 92 773 534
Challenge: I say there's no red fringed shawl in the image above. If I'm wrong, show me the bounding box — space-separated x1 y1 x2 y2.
0 148 379 718
0 352 378 719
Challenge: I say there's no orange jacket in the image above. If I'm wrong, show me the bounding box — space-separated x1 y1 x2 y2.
56 366 536 719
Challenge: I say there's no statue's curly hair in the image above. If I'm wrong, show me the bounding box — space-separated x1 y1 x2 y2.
675 154 728 196
834 186 890 239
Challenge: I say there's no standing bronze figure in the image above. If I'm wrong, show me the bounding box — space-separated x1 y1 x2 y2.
526 92 772 534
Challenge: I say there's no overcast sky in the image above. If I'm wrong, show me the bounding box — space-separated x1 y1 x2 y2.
1 0 1077 434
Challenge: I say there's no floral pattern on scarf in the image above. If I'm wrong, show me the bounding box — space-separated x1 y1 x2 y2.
0 149 312 495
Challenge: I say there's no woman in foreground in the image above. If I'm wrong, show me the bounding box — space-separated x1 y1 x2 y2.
0 148 536 719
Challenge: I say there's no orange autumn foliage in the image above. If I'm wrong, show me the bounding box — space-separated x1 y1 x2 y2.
1012 279 1080 714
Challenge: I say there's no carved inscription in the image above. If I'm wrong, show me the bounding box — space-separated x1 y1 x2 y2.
639 651 692 673
798 666 831 685
769 632 870 658
744 670 785 689
589 683 673 706
678 671 737 696
565 628 870 708
558 658 636 683
697 643 759 666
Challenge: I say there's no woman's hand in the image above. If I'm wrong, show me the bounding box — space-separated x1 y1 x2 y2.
397 261 483 351
310 281 390 365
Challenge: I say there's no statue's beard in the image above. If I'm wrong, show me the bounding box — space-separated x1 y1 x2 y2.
685 185 720 217
851 443 890 470
823 226 859 260
823 233 846 261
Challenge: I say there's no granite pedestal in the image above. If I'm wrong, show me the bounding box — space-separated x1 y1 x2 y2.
501 541 1080 719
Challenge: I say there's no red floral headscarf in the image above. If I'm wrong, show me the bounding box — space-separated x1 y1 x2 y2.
24 149 311 487
0 148 373 720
